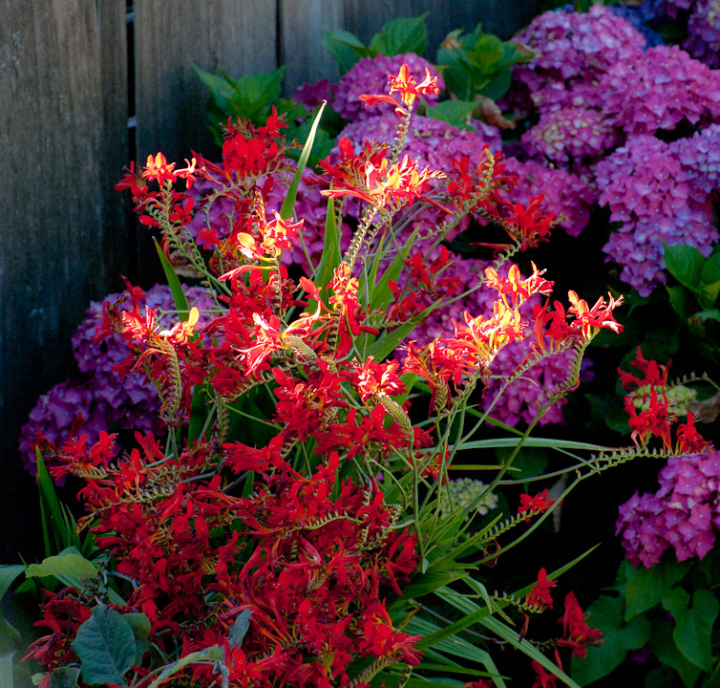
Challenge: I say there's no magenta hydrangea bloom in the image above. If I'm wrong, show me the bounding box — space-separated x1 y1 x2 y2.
291 78 337 111
333 53 444 121
502 157 595 237
19 284 217 476
617 451 720 567
685 0 720 68
602 44 720 135
521 107 617 169
672 122 720 195
512 4 646 113
595 135 717 295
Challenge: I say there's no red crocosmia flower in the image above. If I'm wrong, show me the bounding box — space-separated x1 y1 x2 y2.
618 347 669 390
351 356 406 403
676 412 714 454
114 160 147 199
556 592 603 659
531 660 558 688
625 387 676 450
388 64 440 107
526 568 556 610
518 489 556 518
141 152 177 184
465 681 493 688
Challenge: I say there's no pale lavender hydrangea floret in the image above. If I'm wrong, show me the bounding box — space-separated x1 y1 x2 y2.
521 107 617 169
512 5 646 113
333 53 444 121
684 0 720 68
602 44 720 135
617 451 720 567
503 158 595 237
19 284 217 476
595 135 717 295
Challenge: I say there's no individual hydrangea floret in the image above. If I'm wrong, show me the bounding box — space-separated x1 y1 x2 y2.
684 0 720 68
512 4 646 112
502 157 595 237
521 107 617 169
672 122 720 195
595 135 717 295
602 44 720 135
617 451 720 567
333 53 444 121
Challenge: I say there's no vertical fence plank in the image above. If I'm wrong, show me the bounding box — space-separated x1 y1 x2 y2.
279 0 344 93
0 0 107 560
135 0 278 166
98 0 131 283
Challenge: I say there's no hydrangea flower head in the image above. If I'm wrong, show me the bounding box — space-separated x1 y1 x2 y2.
672 122 720 195
333 53 444 121
602 44 720 135
685 0 720 68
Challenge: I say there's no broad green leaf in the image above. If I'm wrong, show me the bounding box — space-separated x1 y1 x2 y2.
148 646 223 688
571 595 650 685
663 243 704 291
192 64 238 112
72 605 135 687
651 619 702 688
26 554 98 581
624 559 690 620
662 586 690 620
666 285 695 320
321 29 369 74
280 103 326 221
0 567 25 602
229 610 252 648
466 34 505 72
153 238 190 317
424 101 477 129
436 48 474 101
702 281 720 306
701 251 720 284
0 652 14 688
674 589 719 672
122 613 151 665
480 68 512 100
693 308 720 323
227 68 287 110
48 667 80 688
701 661 720 688
370 15 429 57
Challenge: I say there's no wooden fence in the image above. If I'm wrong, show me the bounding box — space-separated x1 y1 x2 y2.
0 0 538 559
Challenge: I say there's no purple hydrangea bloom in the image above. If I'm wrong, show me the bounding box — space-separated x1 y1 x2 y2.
333 53 444 121
617 451 720 567
521 107 617 169
672 122 720 195
512 5 646 113
684 0 720 68
291 78 337 111
595 135 717 295
602 44 720 135
19 284 218 477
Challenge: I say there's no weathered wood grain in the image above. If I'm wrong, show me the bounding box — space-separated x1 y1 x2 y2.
279 0 344 92
0 0 108 559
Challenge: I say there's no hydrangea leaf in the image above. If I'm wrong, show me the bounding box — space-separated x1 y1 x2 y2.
663 243 704 292
369 15 429 58
673 590 719 672
624 559 689 620
321 29 370 75
424 100 477 129
571 595 651 686
666 285 695 320
25 554 98 581
48 667 80 688
71 605 135 687
700 252 720 285
651 619 702 688
662 586 690 620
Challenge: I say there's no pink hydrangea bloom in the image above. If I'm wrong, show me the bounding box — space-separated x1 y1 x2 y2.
333 53 444 121
521 107 617 169
291 78 337 111
617 451 720 567
595 135 717 295
512 5 646 113
602 45 720 135
672 123 720 195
